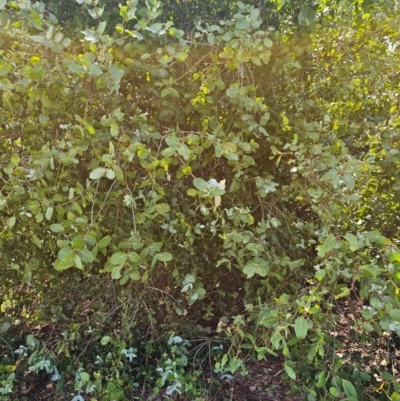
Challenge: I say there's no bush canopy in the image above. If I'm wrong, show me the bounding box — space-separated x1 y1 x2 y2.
1 0 400 400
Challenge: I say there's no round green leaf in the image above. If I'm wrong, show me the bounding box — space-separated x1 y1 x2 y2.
97 235 111 249
193 178 208 191
89 167 106 180
109 252 128 265
157 252 172 262
156 203 170 213
79 249 94 263
187 188 198 196
58 247 75 261
50 224 64 233
166 137 180 148
127 252 141 263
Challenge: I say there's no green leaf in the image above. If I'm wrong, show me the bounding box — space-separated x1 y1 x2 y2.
316 371 326 388
45 207 54 220
219 51 233 59
0 60 12 76
28 64 46 80
101 336 111 345
329 387 341 397
284 363 296 379
74 255 83 270
130 271 140 281
243 261 268 278
294 317 308 339
58 247 75 261
162 147 176 157
113 165 124 181
147 23 163 34
106 169 115 179
362 231 386 245
215 144 223 157
50 224 64 233
53 258 74 271
381 372 395 382
111 264 123 279
6 216 16 228
84 235 96 247
156 203 170 213
317 234 336 257
177 144 190 160
68 61 85 74
161 87 179 98
120 6 129 21
342 379 358 399
97 21 107 36
90 167 106 179
222 142 237 153
334 285 350 299
97 235 111 249
344 233 359 251
79 249 94 263
343 173 355 191
264 37 273 47
226 86 239 98
387 251 400 263
109 64 125 84
169 27 184 37
175 52 188 61
127 252 141 263
315 269 326 281
188 287 206 304
157 252 173 262
235 18 250 30
389 309 400 322
229 358 241 374
88 63 103 76
360 264 384 278
187 188 198 196
193 178 209 191
32 234 42 249
109 252 127 265
166 137 180 148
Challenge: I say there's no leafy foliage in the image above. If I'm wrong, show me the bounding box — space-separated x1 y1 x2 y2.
1 0 400 399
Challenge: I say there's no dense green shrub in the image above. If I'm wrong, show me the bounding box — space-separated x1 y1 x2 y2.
1 0 400 399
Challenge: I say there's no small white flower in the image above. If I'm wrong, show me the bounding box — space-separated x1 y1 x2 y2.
208 178 226 190
87 384 96 393
121 348 137 362
14 345 28 356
